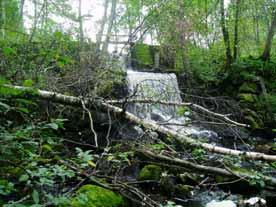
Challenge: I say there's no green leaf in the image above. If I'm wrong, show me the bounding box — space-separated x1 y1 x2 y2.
0 101 10 110
19 174 29 182
16 107 29 114
32 190 40 204
45 123 59 130
3 47 16 56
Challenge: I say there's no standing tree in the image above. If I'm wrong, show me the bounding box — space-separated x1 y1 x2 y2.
220 0 232 68
78 0 84 47
233 0 241 61
96 0 109 52
102 0 117 53
1 0 6 38
261 7 276 61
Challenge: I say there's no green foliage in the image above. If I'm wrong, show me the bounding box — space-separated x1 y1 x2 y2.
192 148 206 160
176 106 190 116
71 185 123 207
131 43 154 68
74 147 95 168
249 173 266 189
0 180 14 196
0 98 80 206
0 35 76 85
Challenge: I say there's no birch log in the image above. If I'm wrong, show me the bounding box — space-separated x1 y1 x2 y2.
3 85 276 162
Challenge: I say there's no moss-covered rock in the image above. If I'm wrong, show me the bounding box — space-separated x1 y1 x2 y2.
239 82 257 94
138 165 162 181
71 185 123 207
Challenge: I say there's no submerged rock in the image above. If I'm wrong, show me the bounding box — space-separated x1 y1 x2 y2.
71 185 123 207
205 200 236 207
242 197 266 207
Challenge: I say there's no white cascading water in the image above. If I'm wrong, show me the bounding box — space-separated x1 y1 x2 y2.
126 68 211 137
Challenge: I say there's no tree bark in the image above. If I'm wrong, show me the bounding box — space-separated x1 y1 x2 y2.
261 8 276 61
4 84 276 162
102 0 117 53
220 0 232 68
96 0 109 53
233 0 241 61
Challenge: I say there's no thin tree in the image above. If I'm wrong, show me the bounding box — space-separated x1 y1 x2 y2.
1 0 6 39
261 8 276 61
95 0 109 52
233 0 241 61
19 0 25 27
102 0 117 53
220 0 232 68
78 0 84 47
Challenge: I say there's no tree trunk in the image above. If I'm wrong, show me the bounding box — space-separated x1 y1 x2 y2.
96 0 109 53
233 0 241 61
19 0 25 28
29 0 38 42
78 0 84 47
1 0 6 39
4 84 276 162
220 0 232 68
102 0 117 53
261 8 276 61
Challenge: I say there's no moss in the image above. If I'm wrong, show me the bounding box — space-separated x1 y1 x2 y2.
238 93 255 103
239 82 257 93
245 116 260 129
71 185 123 207
242 109 264 128
138 165 162 181
131 44 154 68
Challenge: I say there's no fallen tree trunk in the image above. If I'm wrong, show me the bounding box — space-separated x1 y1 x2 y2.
137 149 276 187
107 99 248 127
3 85 276 162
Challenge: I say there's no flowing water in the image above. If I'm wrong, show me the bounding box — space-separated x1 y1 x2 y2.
126 69 217 139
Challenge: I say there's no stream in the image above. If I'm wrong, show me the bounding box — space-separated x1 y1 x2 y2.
124 65 273 207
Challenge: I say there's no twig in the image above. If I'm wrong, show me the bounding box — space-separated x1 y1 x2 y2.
81 99 98 148
106 99 249 128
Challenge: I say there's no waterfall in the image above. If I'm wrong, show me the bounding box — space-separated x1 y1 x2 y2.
126 69 210 136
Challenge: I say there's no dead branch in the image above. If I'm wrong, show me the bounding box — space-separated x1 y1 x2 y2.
136 149 276 186
81 99 98 147
106 99 249 128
